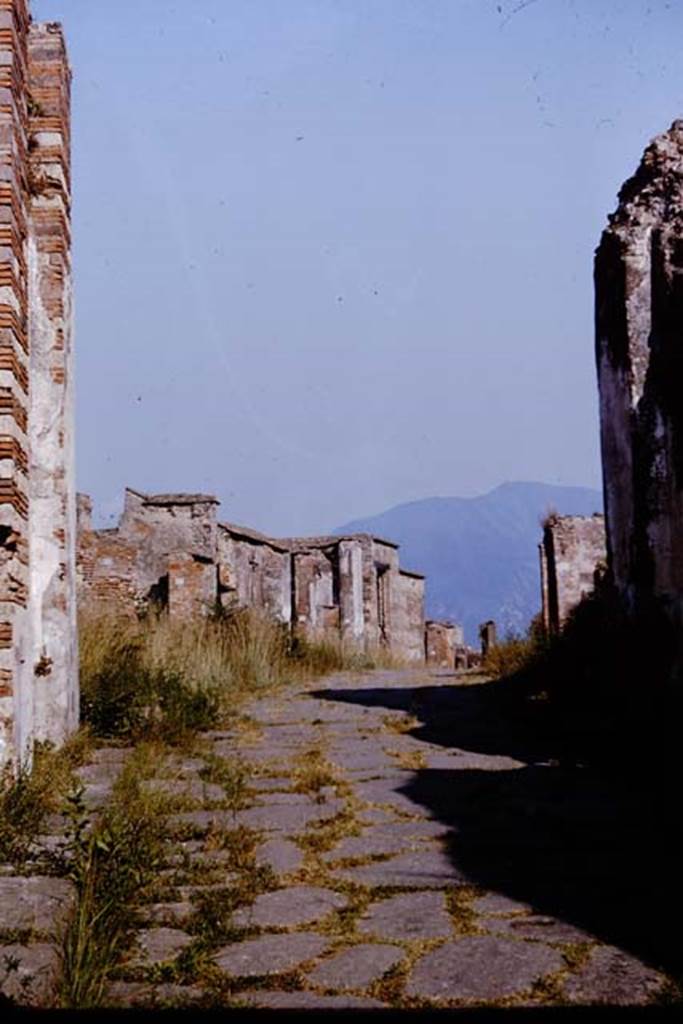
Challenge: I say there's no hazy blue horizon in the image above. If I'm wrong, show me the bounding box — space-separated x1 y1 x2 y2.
32 0 680 534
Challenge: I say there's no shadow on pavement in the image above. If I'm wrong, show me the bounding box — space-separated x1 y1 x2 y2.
311 675 683 980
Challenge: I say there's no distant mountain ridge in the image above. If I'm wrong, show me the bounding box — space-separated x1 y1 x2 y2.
333 481 603 644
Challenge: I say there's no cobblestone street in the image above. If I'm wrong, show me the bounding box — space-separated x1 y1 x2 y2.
1 668 676 1009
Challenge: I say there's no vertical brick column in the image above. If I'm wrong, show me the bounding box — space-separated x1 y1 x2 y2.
26 20 77 744
0 0 31 767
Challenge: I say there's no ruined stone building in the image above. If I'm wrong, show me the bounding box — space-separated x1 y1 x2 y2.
77 488 427 663
595 119 683 684
0 2 76 770
424 620 469 670
539 514 606 635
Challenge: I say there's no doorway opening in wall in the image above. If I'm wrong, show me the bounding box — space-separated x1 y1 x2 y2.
376 564 390 647
146 574 169 612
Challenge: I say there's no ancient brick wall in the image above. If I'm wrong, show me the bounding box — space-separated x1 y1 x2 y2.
595 119 683 684
76 524 137 617
539 514 606 635
0 1 75 769
119 488 218 598
168 552 217 620
0 0 31 768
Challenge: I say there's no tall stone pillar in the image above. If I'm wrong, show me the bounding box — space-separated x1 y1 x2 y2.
27 21 77 744
338 539 364 648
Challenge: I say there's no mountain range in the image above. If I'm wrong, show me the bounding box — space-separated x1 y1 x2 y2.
334 481 603 645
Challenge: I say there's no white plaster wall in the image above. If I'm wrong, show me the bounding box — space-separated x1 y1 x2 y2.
28 235 78 746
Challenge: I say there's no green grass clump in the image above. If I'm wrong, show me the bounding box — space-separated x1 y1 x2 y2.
79 608 404 747
0 732 93 867
57 746 169 1008
481 614 547 681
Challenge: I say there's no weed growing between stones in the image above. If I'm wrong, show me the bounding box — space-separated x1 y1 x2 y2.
381 713 420 735
0 731 93 868
199 754 250 817
445 886 483 937
205 966 309 1005
297 809 360 857
161 837 279 992
291 746 338 799
367 935 448 1009
389 748 427 771
56 745 170 1008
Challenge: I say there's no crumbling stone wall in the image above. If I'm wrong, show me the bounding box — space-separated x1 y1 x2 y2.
539 514 606 635
77 490 427 663
426 620 458 668
392 570 426 662
217 522 290 623
119 488 219 600
291 545 339 642
0 1 75 769
425 620 471 669
595 119 683 684
168 552 217 621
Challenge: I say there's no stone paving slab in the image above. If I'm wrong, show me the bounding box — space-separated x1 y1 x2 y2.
405 936 566 1002
321 831 412 863
253 791 322 806
358 891 455 941
0 943 59 1007
357 807 401 826
333 847 467 888
74 762 122 785
371 819 454 841
234 800 344 833
353 777 433 817
105 981 205 1007
562 946 666 1005
130 927 193 966
214 932 330 978
234 749 298 767
306 943 405 989
232 885 347 928
471 893 534 917
244 990 389 1009
330 758 396 775
0 876 74 934
484 914 597 944
79 784 115 811
255 838 304 876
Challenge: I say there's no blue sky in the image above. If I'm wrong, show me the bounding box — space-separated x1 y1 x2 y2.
33 0 683 533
